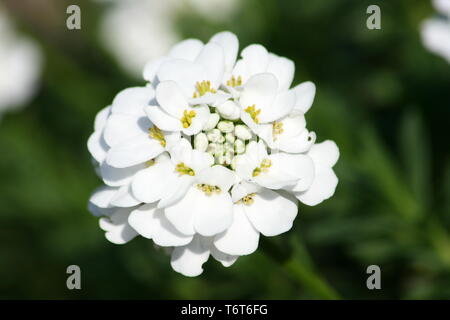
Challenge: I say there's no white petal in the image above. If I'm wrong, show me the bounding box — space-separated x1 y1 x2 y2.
197 165 236 191
170 235 210 277
143 57 169 83
193 188 234 236
94 106 111 131
266 54 295 92
168 38 204 61
230 181 261 203
245 188 298 236
99 207 138 244
260 89 296 123
240 73 278 121
103 113 150 147
101 161 145 187
182 105 210 136
152 212 193 247
111 87 154 117
110 184 141 207
157 59 206 97
127 203 157 238
145 105 182 132
292 81 316 114
233 44 269 82
106 134 165 168
128 203 193 246
156 81 189 118
254 153 314 189
131 154 173 203
296 165 338 206
89 185 118 208
210 245 238 267
308 140 340 167
210 31 238 73
158 174 195 208
214 204 260 255
194 42 225 89
278 130 316 154
164 185 197 236
87 131 109 163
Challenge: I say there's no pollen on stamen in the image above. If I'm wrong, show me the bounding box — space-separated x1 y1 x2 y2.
181 109 196 128
272 121 284 140
244 105 261 124
226 75 242 87
175 162 195 176
149 126 166 147
145 159 156 167
236 193 256 205
193 80 217 98
252 159 272 177
197 183 221 196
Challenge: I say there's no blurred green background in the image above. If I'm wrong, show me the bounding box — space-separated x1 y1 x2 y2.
1 0 450 299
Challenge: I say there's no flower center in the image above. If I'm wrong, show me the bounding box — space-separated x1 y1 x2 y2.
145 159 155 167
175 162 195 176
226 75 242 87
193 80 217 98
181 110 196 128
237 193 256 205
149 126 166 147
244 105 261 124
272 121 284 140
197 184 221 196
252 159 272 177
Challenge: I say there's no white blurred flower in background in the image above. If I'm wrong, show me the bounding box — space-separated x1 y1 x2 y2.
0 7 42 120
99 0 239 78
421 0 450 63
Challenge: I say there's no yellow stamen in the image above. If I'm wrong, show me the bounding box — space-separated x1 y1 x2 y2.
244 105 261 124
193 80 217 98
145 159 155 167
197 184 221 196
181 109 196 128
252 159 272 177
149 126 166 147
175 162 195 176
226 75 242 87
272 121 284 140
236 193 256 205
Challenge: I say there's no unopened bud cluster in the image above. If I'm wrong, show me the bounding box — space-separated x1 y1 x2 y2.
194 113 255 168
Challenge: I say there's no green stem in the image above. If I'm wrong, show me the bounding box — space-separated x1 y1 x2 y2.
262 236 341 300
283 257 341 300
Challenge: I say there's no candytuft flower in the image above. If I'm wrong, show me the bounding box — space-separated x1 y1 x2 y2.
421 0 450 64
87 31 339 277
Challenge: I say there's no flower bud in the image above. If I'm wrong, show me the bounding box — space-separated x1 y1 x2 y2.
216 100 240 120
194 133 208 152
217 120 234 133
206 128 222 143
234 125 252 140
223 142 234 153
207 142 218 155
234 139 245 154
225 132 235 144
203 113 220 131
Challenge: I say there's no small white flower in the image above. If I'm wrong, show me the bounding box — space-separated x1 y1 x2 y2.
87 31 340 277
0 7 41 119
421 0 450 63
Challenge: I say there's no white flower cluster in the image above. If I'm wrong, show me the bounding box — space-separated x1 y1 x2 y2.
0 6 41 120
88 31 339 277
421 0 450 64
